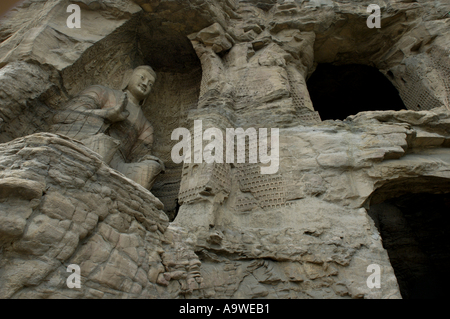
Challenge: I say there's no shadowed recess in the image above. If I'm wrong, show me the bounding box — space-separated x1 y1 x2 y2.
368 177 450 299
307 64 406 121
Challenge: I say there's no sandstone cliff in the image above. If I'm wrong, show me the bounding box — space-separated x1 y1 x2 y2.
1 0 450 299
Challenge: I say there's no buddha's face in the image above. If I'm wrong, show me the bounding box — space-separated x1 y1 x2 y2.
127 68 155 103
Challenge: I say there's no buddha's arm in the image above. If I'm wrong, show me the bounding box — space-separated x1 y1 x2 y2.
82 91 129 123
54 86 129 124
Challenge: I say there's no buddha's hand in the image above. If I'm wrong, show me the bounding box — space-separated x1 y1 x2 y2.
106 92 129 122
138 155 165 172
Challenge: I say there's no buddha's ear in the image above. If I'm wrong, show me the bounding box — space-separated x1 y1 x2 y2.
121 69 134 91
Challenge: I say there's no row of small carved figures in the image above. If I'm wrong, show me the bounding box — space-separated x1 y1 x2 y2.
239 180 284 190
236 201 294 210
238 195 285 204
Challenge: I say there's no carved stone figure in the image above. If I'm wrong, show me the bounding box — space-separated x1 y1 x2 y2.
51 65 164 190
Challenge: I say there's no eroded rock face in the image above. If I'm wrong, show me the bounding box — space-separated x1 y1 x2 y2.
0 133 205 298
1 0 450 299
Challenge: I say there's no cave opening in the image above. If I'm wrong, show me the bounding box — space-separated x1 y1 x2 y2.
307 64 407 121
367 178 450 299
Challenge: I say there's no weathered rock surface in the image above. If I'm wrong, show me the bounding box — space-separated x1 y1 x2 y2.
0 133 207 298
1 0 450 299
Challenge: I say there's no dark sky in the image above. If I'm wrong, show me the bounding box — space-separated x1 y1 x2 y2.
0 0 23 17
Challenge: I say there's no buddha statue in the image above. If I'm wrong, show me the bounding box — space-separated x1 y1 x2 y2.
52 65 164 190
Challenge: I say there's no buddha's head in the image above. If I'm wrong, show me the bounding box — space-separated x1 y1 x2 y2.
123 65 156 105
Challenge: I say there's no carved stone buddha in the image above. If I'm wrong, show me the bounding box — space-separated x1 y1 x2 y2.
52 65 164 190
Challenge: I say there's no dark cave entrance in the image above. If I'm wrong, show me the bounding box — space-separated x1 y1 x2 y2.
307 64 406 121
367 178 450 299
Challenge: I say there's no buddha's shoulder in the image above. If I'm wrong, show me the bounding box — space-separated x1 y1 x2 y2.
79 85 123 103
81 84 121 95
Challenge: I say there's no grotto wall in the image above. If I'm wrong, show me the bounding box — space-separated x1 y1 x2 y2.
0 0 450 299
